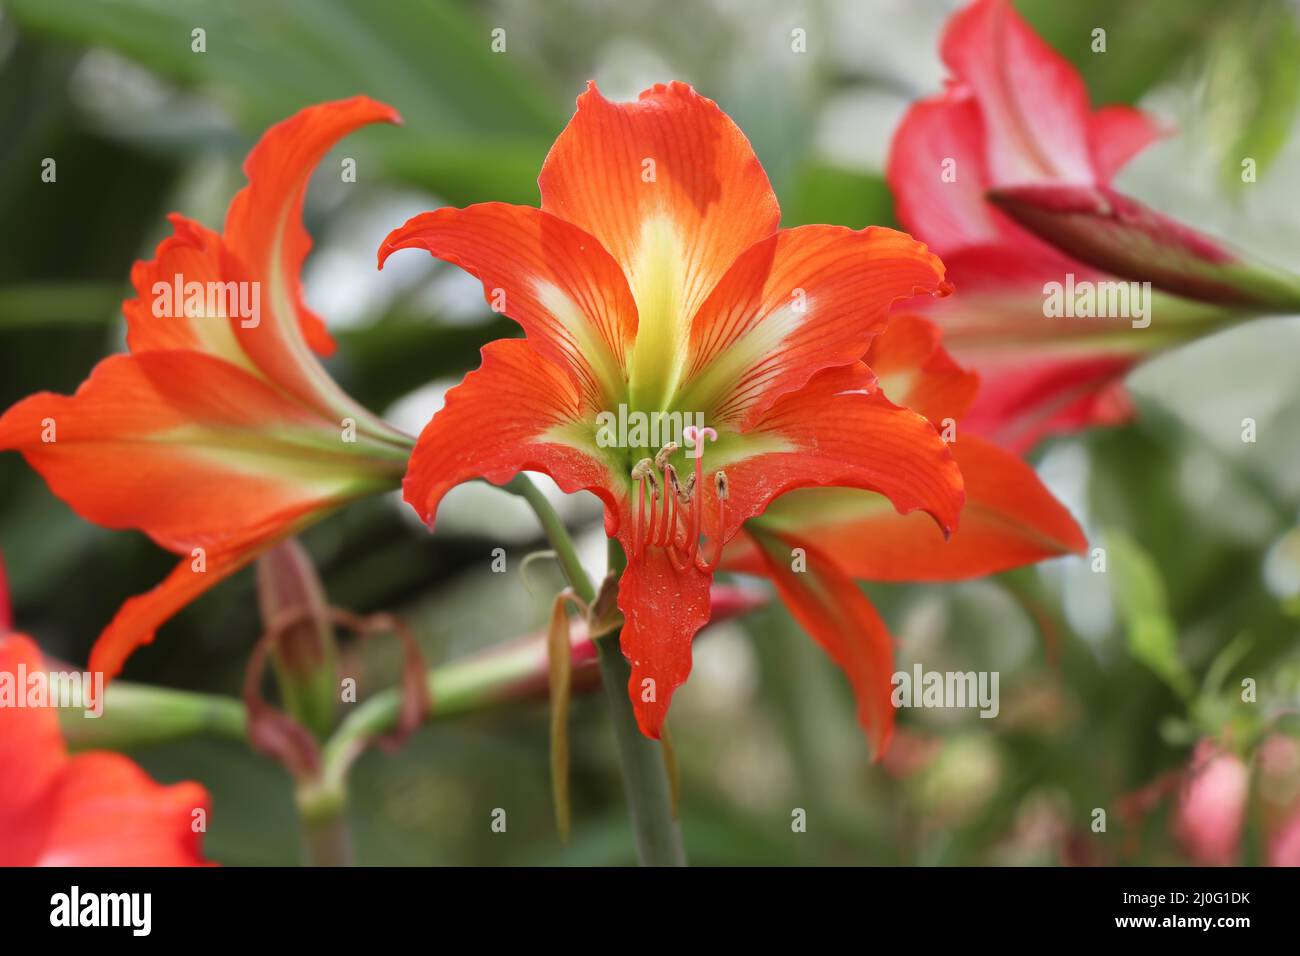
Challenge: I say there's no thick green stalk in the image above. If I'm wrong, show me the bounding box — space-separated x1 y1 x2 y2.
505 474 686 866
592 629 686 865
295 779 354 867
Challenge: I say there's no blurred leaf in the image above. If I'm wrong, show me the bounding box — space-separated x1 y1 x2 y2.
1018 0 1229 106
1204 6 1300 190
785 163 898 230
1104 529 1194 699
3 0 565 200
0 282 125 327
332 314 513 411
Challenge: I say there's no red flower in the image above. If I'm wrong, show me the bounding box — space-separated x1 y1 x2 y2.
1 549 208 865
722 314 1086 753
0 98 411 682
887 0 1168 450
380 82 961 738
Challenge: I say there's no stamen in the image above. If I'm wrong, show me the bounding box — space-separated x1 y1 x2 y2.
660 464 681 548
646 478 663 553
697 469 728 574
632 430 727 568
630 458 655 558
678 471 696 504
671 469 694 550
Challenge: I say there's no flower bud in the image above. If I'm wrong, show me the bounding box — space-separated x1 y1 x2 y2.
256 538 338 740
988 184 1300 311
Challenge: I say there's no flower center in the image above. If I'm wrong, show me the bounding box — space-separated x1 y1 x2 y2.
629 425 728 573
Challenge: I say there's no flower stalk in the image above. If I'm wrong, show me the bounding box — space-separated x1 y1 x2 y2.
295 777 354 867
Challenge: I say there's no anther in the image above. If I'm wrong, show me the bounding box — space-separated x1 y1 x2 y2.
677 471 696 504
654 442 678 471
664 463 681 495
631 457 657 559
691 470 729 574
660 464 682 547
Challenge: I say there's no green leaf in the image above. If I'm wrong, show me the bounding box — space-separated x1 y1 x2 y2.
1018 0 1229 106
1204 6 1300 190
1104 529 1194 699
3 0 564 200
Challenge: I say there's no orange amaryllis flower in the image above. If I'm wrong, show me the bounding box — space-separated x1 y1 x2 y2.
722 314 1086 753
887 0 1293 451
0 552 208 866
380 82 960 738
0 98 411 682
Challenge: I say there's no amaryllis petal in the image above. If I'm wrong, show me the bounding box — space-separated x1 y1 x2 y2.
680 225 950 427
123 214 249 367
0 634 209 866
0 352 394 555
222 98 407 439
615 544 712 739
746 526 896 757
887 92 1006 254
225 95 401 359
863 313 979 426
729 435 1085 582
378 202 638 404
941 0 1094 185
36 752 210 866
959 351 1137 453
1087 105 1165 181
539 81 780 410
0 635 64 865
403 339 620 532
716 362 964 544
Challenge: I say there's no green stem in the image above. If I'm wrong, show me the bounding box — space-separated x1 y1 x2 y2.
593 629 686 866
61 627 594 753
59 682 247 749
504 475 594 603
506 474 686 866
295 779 354 867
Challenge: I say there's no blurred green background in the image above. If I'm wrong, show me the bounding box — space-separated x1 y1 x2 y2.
1 0 1298 865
